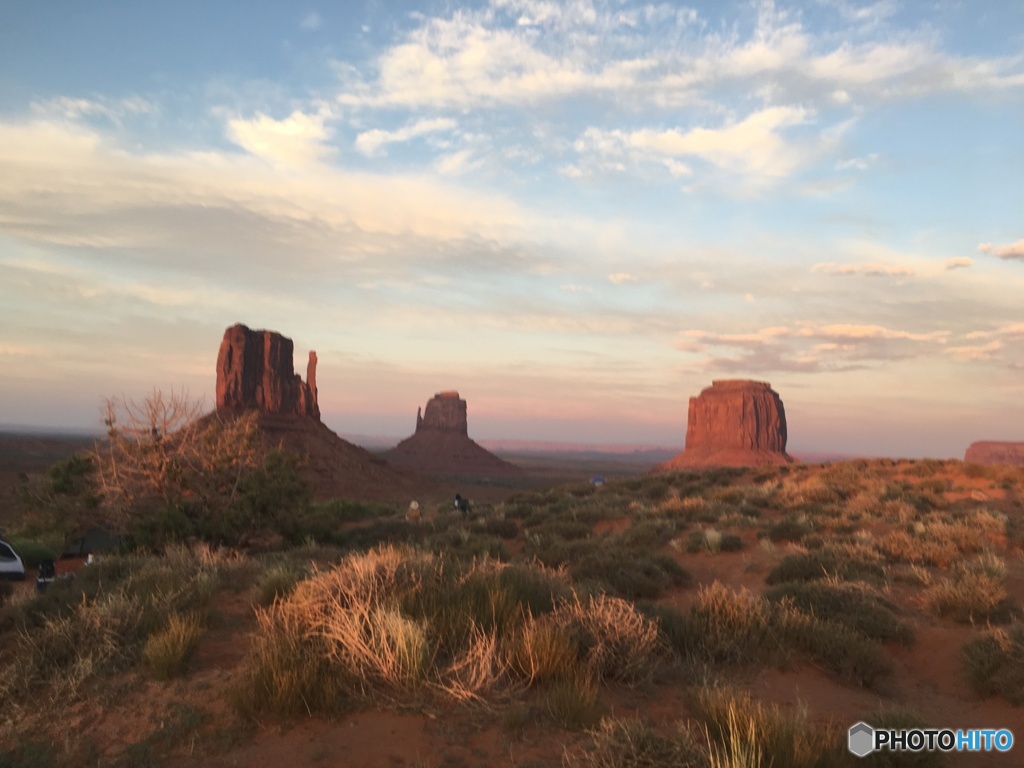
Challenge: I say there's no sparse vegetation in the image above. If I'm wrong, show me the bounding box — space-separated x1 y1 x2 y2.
4 452 1024 765
962 621 1024 705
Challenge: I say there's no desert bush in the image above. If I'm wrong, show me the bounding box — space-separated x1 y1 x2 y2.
616 518 677 548
720 534 743 553
565 716 705 767
541 675 602 729
766 517 813 543
677 583 775 665
0 582 12 608
234 600 348 716
772 601 892 687
764 581 914 646
254 561 308 606
92 392 310 547
962 621 1024 705
0 545 221 700
552 593 664 684
532 538 689 599
692 685 850 768
920 569 1016 625
480 516 519 539
144 611 205 680
766 548 886 586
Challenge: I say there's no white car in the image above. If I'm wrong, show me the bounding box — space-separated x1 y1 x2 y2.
0 539 26 581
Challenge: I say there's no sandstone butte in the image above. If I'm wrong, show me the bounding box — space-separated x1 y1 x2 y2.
657 379 793 470
964 441 1024 467
214 323 427 501
384 391 522 477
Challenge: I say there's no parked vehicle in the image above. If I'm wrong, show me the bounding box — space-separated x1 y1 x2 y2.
0 539 26 581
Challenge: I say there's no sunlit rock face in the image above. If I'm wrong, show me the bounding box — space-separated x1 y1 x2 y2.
659 380 793 469
965 441 1024 467
215 323 318 419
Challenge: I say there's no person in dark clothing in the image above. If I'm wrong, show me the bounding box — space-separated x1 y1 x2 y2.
454 493 471 519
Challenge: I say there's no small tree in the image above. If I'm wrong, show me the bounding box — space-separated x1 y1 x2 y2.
92 389 307 546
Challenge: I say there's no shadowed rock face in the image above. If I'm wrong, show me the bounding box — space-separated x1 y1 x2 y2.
658 380 792 469
215 324 319 419
387 391 521 477
965 442 1024 467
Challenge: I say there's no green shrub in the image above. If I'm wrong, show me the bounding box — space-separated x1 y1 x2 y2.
765 581 914 646
962 622 1024 705
144 612 205 680
766 517 814 543
766 548 886 585
254 562 307 606
541 676 602 729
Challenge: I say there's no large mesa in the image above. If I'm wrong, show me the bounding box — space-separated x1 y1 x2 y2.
385 391 521 477
657 379 793 469
964 441 1024 467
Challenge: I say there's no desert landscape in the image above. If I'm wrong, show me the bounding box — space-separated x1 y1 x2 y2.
2 3 1024 767
1 324 1023 768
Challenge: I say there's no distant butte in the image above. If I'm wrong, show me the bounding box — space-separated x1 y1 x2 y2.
385 391 522 477
964 441 1024 467
212 323 428 501
657 379 793 469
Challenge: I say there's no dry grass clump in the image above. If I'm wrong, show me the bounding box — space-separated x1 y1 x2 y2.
236 546 665 715
660 582 891 686
920 559 1016 625
144 611 205 680
552 593 664 684
692 685 849 768
564 716 706 768
962 621 1024 705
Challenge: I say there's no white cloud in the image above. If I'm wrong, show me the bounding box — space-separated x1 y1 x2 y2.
31 95 155 125
944 257 972 271
812 261 914 277
355 117 458 157
945 340 1003 361
608 272 637 283
227 108 336 169
978 239 1024 261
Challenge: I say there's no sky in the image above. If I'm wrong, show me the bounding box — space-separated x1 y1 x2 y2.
0 0 1022 458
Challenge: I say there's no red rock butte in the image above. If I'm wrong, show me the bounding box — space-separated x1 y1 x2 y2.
658 379 793 469
385 392 522 477
964 441 1024 467
216 323 319 419
212 323 429 501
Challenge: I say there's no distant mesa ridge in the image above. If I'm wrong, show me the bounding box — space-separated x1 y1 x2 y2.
657 379 793 469
964 441 1024 467
216 323 319 419
387 391 521 477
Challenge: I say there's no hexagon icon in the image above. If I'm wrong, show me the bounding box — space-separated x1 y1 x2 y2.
848 722 875 757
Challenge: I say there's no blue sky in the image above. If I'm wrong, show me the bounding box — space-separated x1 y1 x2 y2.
1 0 1022 457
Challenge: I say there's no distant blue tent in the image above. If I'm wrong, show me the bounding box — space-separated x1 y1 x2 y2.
590 476 606 487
